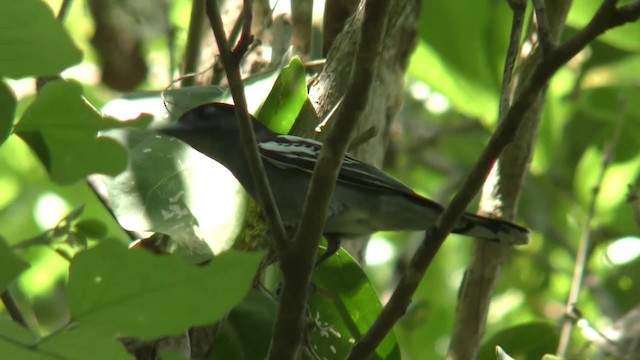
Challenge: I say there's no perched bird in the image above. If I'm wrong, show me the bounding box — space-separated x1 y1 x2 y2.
159 103 529 265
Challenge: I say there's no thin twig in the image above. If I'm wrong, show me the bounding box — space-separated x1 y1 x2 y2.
204 0 289 251
181 0 206 87
349 1 640 358
1 290 29 329
57 0 73 22
556 99 627 357
532 0 556 55
499 0 526 121
267 0 391 358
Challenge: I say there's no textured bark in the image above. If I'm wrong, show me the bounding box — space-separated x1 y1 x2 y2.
291 0 420 262
447 1 573 358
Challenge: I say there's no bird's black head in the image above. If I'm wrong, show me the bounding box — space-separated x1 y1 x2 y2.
159 102 271 141
173 102 241 137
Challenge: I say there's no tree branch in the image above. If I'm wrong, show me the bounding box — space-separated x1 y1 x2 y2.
447 0 530 356
181 0 206 87
1 290 29 329
349 1 640 358
204 0 289 252
556 98 627 357
267 0 392 358
532 0 556 55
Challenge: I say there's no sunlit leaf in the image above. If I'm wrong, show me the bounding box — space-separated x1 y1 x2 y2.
96 128 247 259
257 57 308 134
14 80 151 184
0 0 82 78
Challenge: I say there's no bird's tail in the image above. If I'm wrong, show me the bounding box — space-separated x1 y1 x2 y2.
453 213 529 245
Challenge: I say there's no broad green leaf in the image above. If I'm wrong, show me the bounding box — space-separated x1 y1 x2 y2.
97 128 247 259
210 290 277 359
0 237 29 291
13 80 151 184
0 81 16 146
309 248 400 360
408 0 512 123
257 57 308 134
479 321 558 360
0 0 82 78
67 240 262 339
38 328 132 360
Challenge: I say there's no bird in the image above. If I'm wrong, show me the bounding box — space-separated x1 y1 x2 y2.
158 102 529 265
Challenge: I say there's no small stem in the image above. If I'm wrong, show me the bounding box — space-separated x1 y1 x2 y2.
181 0 206 87
1 289 29 329
556 99 627 357
204 0 289 252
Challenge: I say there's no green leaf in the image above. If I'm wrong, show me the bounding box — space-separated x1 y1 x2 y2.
66 240 262 339
0 237 29 291
309 248 400 360
97 128 247 259
74 219 108 239
0 319 51 360
257 57 308 134
408 0 512 123
0 0 82 78
479 321 559 360
0 81 16 146
163 86 226 120
496 346 516 360
13 80 152 184
38 328 133 360
210 290 277 359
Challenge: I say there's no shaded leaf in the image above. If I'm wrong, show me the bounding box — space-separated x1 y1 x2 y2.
67 240 262 339
308 248 400 360
479 321 559 360
0 237 29 291
74 219 108 240
0 81 16 146
210 290 277 360
0 319 50 360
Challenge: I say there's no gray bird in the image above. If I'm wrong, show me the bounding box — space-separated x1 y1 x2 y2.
159 103 529 265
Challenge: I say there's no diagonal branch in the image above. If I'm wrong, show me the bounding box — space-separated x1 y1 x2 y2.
349 1 640 358
267 0 392 358
204 0 289 252
556 99 628 357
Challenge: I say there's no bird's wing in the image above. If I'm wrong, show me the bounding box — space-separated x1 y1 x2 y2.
258 135 418 196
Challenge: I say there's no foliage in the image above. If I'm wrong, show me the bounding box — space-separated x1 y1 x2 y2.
0 0 639 359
